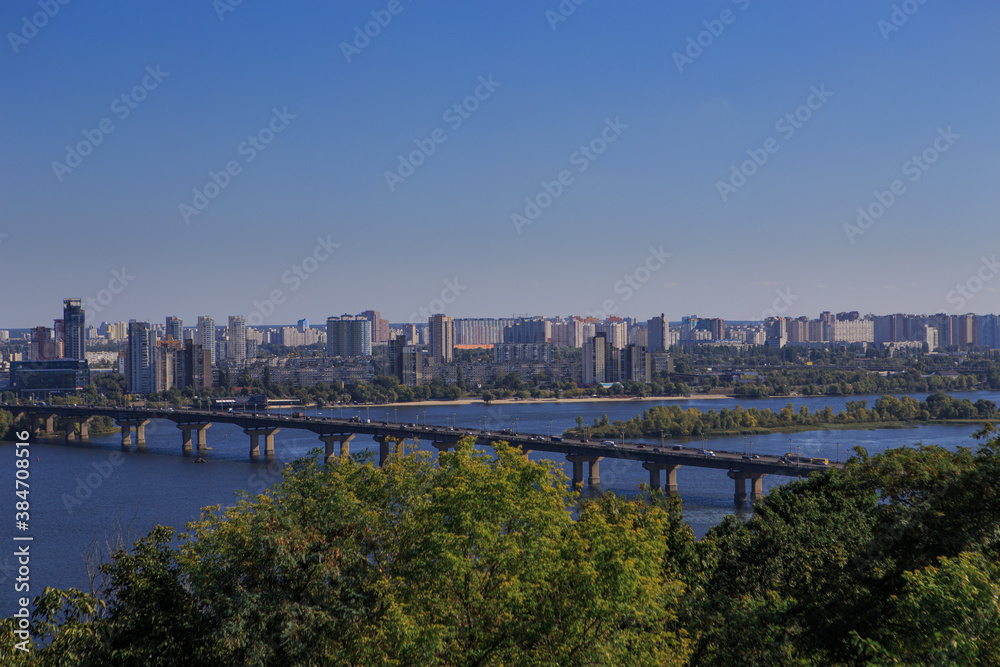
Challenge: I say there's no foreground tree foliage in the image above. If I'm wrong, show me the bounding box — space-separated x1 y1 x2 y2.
9 429 1000 665
10 439 695 666
691 426 1000 666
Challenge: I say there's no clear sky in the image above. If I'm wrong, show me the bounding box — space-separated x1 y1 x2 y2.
2 0 999 328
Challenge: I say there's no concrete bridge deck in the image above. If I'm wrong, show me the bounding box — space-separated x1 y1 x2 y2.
2 403 843 505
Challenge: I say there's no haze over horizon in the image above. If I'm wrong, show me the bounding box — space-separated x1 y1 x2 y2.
3 1 999 328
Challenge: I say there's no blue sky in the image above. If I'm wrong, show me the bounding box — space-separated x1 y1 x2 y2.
2 0 999 327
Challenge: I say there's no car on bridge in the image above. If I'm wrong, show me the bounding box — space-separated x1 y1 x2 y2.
601 440 617 447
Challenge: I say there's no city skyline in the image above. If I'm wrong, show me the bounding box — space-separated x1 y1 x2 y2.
2 2 999 326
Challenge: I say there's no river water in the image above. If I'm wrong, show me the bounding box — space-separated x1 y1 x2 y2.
3 391 997 616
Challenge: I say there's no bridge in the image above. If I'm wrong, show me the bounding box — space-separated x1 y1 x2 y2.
2 403 843 506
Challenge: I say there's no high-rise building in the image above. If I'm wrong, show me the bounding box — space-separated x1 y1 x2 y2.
359 310 391 343
228 316 247 364
429 314 455 363
198 316 216 365
326 316 372 357
62 298 86 360
765 317 788 348
503 317 551 344
185 340 213 390
154 338 186 392
620 344 651 383
297 318 309 332
977 315 1000 350
454 318 507 345
583 333 609 385
52 320 65 358
647 314 668 352
126 321 154 394
387 334 422 386
30 326 59 360
596 319 628 349
165 316 183 341
403 323 419 345
829 315 875 344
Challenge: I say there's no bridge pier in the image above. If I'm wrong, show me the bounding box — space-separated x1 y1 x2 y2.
728 471 750 507
643 463 680 495
376 435 405 465
65 417 91 443
34 415 55 437
750 473 766 503
318 433 353 464
117 419 150 450
177 423 211 454
567 455 602 488
246 427 280 458
431 440 462 455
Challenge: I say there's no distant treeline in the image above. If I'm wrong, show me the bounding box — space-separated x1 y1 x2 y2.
567 393 999 439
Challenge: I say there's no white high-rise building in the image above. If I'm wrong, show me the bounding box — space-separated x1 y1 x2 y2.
228 316 247 364
198 316 216 365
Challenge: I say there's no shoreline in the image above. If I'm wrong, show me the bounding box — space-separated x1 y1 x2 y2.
330 394 731 409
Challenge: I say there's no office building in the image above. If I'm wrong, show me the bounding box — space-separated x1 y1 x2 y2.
10 359 90 395
327 316 372 357
127 321 155 394
198 316 216 365
429 314 455 363
62 298 86 360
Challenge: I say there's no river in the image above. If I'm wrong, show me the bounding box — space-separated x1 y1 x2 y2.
2 390 997 617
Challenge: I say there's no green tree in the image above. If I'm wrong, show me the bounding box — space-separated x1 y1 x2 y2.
19 441 694 665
